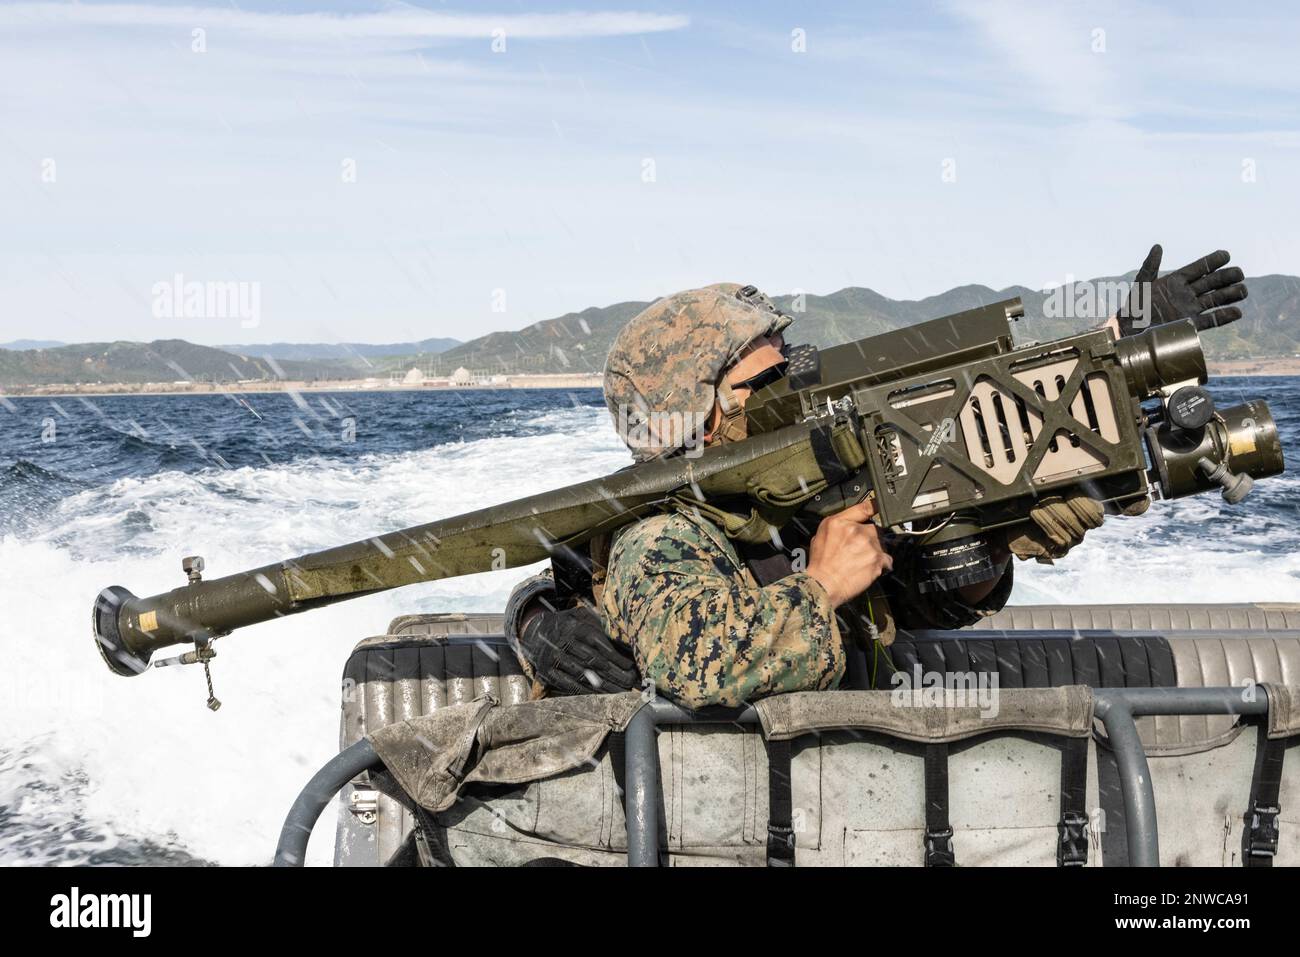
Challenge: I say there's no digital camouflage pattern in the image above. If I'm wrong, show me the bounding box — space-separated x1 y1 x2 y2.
603 283 792 461
599 507 843 709
597 506 1015 707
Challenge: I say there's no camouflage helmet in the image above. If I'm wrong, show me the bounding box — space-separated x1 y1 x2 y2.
603 283 792 461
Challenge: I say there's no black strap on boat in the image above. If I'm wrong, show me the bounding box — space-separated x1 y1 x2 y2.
1242 726 1285 868
923 743 955 867
766 739 796 867
1057 737 1090 867
411 803 456 868
608 731 629 800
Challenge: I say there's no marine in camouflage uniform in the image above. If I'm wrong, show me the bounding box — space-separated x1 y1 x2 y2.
598 283 1013 709
514 245 1235 705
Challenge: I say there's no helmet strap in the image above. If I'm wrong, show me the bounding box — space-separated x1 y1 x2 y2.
711 380 750 446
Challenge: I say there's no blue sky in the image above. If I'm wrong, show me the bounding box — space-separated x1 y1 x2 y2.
2 0 1298 345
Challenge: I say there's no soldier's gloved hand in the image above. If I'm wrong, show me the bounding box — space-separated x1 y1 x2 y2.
1117 245 1247 337
504 570 560 691
1004 491 1104 563
518 606 639 696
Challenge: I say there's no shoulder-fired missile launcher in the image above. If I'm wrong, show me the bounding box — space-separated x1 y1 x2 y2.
93 298 1283 678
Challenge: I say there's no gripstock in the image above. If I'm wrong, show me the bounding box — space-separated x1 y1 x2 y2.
93 298 1284 677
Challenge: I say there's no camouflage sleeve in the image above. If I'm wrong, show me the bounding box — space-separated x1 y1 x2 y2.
600 513 844 709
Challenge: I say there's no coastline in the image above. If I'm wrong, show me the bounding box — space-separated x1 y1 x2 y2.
2 360 1296 399
0 374 606 399
1205 358 1300 377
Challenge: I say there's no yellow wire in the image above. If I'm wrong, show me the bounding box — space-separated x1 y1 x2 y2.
867 593 879 688
865 591 897 688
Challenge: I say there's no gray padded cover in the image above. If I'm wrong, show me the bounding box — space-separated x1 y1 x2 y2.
335 607 1300 866
976 603 1300 632
916 604 1300 753
1151 636 1300 752
335 616 530 866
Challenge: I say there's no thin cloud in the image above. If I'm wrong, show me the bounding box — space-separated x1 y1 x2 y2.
0 2 690 41
946 0 1132 121
948 0 1300 125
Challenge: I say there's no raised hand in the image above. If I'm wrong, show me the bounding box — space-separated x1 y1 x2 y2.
1117 244 1247 337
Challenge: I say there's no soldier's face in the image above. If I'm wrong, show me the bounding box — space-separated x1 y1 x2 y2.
704 333 786 440
724 333 787 404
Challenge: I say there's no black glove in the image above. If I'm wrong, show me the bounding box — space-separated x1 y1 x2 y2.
1117 244 1247 337
518 605 639 696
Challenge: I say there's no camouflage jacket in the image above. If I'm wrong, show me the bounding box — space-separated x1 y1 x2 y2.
599 508 1012 709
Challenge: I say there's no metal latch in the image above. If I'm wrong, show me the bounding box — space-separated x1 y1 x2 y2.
1244 802 1280 860
150 556 223 711
924 826 955 867
1058 811 1090 866
349 788 380 825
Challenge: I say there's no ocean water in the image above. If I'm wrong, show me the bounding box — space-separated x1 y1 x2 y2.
0 380 1297 865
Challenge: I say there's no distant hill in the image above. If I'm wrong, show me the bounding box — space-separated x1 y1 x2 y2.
903 273 1300 362
0 339 66 350
381 273 1300 375
0 340 356 387
4 273 1296 387
217 337 460 362
393 301 648 376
